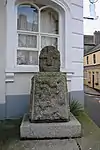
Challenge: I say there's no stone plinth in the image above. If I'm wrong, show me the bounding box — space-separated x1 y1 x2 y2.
20 113 81 139
7 139 80 150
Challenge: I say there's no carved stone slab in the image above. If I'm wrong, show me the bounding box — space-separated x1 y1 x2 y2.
29 72 70 123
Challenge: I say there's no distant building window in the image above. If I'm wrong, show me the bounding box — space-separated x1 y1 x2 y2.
84 71 87 79
96 72 99 85
93 54 96 64
87 56 89 64
88 71 91 84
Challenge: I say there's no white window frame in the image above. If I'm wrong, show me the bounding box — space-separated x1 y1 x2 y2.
16 4 60 70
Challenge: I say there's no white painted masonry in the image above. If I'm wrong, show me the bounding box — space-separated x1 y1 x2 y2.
0 0 83 119
0 1 6 103
0 0 6 119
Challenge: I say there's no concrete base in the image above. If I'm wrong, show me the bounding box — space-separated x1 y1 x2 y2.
7 139 79 150
20 113 81 139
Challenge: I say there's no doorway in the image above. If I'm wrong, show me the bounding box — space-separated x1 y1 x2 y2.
92 72 95 88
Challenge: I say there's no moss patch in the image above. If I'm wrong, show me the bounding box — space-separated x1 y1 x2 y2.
77 112 99 136
76 112 100 150
0 119 21 150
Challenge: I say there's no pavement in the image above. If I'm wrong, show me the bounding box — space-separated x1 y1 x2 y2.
82 86 100 150
84 85 100 127
1 86 100 150
76 112 100 150
6 139 79 150
3 112 100 150
85 92 100 127
84 85 100 96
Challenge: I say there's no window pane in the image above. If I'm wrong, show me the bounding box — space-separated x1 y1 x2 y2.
17 50 38 65
18 34 37 48
41 36 58 49
17 5 38 32
41 8 59 34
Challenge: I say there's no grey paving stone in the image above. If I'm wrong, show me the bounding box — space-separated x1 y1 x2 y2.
7 139 79 150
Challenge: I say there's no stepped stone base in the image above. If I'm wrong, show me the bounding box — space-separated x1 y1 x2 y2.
20 113 81 139
7 139 80 150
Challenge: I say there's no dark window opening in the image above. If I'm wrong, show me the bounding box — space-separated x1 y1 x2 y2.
87 56 89 64
95 72 99 85
93 54 96 64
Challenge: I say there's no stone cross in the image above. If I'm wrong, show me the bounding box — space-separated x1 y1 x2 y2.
29 46 69 123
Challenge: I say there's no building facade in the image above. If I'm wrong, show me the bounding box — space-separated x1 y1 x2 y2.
84 45 100 90
0 0 83 119
84 34 95 54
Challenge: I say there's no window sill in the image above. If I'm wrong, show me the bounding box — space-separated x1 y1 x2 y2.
5 66 74 74
6 66 39 73
5 67 74 83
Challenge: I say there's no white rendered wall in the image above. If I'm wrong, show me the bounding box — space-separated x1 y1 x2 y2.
5 0 84 92
70 0 84 104
5 0 84 104
0 1 6 104
0 0 6 119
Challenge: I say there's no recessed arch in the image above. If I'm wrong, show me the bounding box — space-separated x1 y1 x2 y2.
15 0 70 13
6 0 72 71
51 0 71 13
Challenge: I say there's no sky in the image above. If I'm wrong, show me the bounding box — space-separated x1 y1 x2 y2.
84 0 100 35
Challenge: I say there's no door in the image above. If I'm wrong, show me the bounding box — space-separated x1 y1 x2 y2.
92 72 95 88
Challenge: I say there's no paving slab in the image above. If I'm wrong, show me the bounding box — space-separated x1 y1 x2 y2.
84 85 100 96
76 112 100 150
7 139 79 150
